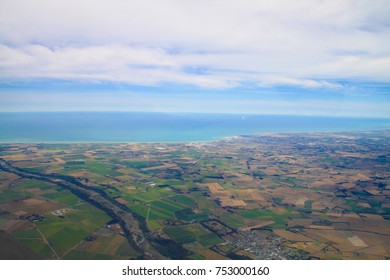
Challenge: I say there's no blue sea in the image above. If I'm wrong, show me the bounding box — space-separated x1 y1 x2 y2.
0 112 390 143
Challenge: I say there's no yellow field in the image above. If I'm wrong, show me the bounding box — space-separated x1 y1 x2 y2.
218 198 246 207
236 189 266 201
205 183 224 193
273 230 315 242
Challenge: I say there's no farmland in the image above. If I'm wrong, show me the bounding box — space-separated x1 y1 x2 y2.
0 130 389 259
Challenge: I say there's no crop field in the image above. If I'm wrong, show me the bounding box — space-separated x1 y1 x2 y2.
1 130 389 259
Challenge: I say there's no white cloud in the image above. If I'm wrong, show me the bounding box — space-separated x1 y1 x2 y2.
0 0 389 89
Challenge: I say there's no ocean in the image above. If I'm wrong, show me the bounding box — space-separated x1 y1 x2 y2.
0 112 390 143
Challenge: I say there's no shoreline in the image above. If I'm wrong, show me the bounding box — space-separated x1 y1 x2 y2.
1 128 390 145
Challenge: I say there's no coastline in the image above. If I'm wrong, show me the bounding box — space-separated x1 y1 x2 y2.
1 128 390 145
1 129 389 260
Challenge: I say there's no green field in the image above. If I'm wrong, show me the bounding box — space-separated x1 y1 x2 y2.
13 179 55 191
167 195 196 207
164 224 223 247
219 213 244 228
35 203 110 256
128 203 149 218
121 161 163 169
13 228 41 239
43 190 79 206
62 250 114 260
238 209 293 228
0 191 25 202
133 188 175 202
164 226 196 244
19 239 53 258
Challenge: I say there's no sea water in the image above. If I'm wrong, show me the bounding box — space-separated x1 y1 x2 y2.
0 112 390 143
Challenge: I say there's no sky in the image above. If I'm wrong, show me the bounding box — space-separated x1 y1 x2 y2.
0 0 389 117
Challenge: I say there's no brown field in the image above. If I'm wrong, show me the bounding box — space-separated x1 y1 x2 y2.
13 210 27 216
304 229 356 250
25 188 52 196
53 157 65 164
288 219 313 227
0 198 63 215
183 243 229 260
102 234 125 255
0 172 20 187
115 197 128 205
0 219 32 233
242 220 275 231
233 249 259 259
275 230 313 242
347 235 367 247
357 202 372 208
262 166 283 176
230 172 254 182
309 225 334 230
115 175 134 181
236 189 266 201
1 154 30 161
365 189 381 195
310 179 337 188
294 196 309 207
359 214 385 221
312 198 335 211
356 244 389 258
205 183 224 193
22 198 44 206
78 239 102 252
327 213 361 219
218 198 246 208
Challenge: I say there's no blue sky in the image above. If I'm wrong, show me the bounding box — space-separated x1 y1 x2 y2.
0 0 389 117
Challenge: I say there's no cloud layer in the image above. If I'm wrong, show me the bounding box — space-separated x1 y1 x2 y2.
0 0 389 89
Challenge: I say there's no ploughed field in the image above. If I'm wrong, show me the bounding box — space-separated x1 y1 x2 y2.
0 130 389 259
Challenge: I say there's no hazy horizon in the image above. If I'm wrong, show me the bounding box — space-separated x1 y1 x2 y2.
1 111 390 119
1 112 390 143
